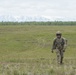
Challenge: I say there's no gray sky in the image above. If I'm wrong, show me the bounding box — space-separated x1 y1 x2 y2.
0 0 76 20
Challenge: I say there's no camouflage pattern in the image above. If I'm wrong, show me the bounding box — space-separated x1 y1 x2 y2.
52 37 67 64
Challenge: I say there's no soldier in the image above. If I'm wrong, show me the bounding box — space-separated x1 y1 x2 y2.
52 31 67 64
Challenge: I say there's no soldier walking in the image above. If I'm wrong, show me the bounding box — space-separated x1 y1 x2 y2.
52 31 67 64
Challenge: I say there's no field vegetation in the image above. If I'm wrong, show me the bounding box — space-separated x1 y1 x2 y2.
0 22 76 75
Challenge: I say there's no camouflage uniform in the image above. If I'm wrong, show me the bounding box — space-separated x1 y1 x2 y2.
52 31 67 64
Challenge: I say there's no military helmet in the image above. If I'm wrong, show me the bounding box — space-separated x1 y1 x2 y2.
56 31 62 36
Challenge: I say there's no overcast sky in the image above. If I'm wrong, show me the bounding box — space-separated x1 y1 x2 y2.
0 0 76 20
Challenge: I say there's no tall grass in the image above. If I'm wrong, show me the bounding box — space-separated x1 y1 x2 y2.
0 58 76 75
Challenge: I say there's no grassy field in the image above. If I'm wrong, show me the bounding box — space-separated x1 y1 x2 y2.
0 25 76 75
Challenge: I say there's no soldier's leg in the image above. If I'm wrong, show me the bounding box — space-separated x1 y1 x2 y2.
60 50 64 64
56 49 61 64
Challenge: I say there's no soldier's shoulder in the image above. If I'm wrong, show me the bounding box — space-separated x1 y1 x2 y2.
62 37 67 41
53 38 57 41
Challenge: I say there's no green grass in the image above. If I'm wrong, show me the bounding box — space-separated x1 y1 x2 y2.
0 25 76 75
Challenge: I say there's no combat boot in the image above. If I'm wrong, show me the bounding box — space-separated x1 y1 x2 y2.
60 57 63 64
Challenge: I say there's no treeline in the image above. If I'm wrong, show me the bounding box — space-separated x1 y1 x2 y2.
0 21 76 26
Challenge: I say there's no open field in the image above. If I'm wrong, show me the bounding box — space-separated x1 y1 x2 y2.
0 25 76 75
